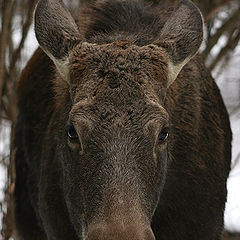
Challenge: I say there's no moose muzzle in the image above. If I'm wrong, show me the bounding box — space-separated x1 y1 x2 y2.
86 222 156 240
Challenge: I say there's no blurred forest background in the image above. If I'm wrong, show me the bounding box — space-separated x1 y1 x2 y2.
0 0 240 239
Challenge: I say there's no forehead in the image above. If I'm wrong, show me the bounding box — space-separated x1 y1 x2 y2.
70 41 168 75
69 41 168 109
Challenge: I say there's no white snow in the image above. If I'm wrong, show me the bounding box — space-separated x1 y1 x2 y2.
224 111 240 232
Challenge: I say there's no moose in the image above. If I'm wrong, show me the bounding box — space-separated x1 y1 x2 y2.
14 0 232 239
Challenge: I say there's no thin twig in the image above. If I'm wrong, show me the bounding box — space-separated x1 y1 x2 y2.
9 0 38 77
0 0 15 111
203 7 240 60
209 28 240 71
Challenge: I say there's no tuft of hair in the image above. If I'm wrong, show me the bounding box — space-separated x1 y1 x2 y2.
78 0 174 45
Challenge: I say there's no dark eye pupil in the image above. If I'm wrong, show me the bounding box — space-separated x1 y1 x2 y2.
159 129 169 142
67 126 78 140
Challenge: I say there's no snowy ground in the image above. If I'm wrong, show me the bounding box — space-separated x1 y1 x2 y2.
0 26 239 233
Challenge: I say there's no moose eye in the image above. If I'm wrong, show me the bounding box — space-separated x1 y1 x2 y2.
67 125 79 142
158 128 169 143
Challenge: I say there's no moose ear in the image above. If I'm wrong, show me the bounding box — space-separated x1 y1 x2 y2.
34 0 81 78
155 0 204 87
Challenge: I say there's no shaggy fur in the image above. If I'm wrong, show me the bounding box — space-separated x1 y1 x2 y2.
14 0 231 239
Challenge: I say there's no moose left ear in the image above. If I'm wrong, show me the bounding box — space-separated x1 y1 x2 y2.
34 0 82 79
155 0 204 87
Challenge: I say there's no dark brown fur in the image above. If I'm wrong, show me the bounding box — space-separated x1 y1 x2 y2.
14 0 231 239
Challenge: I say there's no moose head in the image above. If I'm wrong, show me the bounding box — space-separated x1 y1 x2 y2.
34 0 203 239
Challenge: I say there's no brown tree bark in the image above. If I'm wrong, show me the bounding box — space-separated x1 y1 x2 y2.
0 0 15 110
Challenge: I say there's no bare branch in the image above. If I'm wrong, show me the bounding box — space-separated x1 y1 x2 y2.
203 6 240 60
209 28 240 71
9 0 38 74
0 0 15 111
204 0 239 21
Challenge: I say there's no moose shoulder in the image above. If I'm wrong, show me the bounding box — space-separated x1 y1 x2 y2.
14 0 231 239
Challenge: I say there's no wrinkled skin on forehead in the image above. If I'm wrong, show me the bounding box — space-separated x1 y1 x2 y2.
69 42 168 102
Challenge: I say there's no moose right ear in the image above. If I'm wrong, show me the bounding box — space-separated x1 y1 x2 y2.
154 0 204 87
34 0 82 79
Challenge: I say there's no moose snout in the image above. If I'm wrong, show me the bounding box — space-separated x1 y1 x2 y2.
86 223 156 240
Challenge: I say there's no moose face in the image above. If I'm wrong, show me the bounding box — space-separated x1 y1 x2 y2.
61 42 170 235
34 0 203 238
